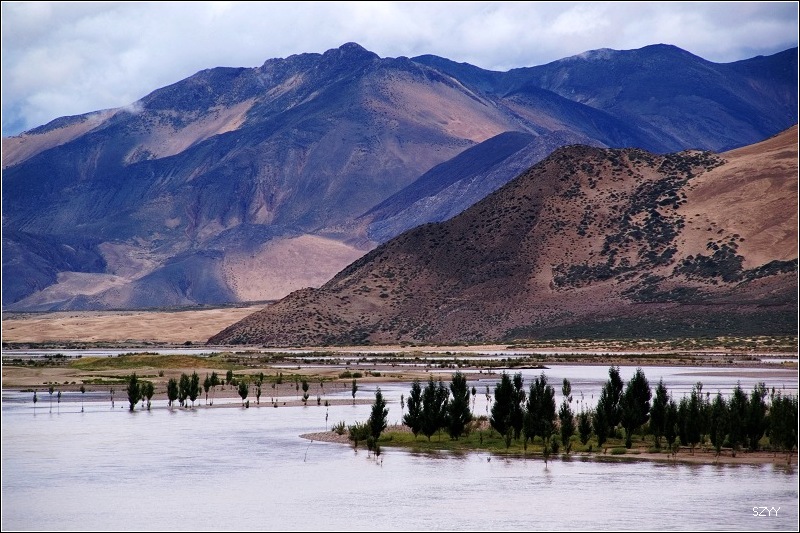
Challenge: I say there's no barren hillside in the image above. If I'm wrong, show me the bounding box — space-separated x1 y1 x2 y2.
210 127 798 345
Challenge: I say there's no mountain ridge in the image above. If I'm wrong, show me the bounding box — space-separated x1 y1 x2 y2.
208 126 798 345
3 43 797 311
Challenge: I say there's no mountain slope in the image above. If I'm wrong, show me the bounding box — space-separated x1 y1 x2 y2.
358 130 599 242
209 126 798 345
3 44 797 311
415 45 799 152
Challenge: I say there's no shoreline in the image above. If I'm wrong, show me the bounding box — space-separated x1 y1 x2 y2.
2 348 796 398
299 430 798 467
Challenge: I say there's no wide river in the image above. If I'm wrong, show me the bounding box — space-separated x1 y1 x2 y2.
2 364 797 531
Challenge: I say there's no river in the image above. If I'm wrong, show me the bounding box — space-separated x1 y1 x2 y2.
2 365 797 530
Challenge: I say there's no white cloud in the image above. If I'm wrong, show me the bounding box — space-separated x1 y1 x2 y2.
2 1 797 136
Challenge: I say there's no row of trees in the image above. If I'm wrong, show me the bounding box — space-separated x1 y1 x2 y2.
125 371 356 410
114 367 797 461
480 367 797 458
402 372 473 440
126 373 155 411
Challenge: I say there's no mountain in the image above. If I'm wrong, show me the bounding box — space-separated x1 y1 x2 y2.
209 127 798 345
356 129 601 242
3 43 797 311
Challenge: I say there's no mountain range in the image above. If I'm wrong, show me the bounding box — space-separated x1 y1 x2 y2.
210 126 798 345
2 42 797 312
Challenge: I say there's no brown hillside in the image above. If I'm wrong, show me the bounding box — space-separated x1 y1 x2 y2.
209 127 798 345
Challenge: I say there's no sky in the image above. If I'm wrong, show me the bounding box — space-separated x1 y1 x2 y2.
2 1 798 136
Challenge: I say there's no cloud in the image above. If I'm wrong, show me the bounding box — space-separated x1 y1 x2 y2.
2 1 797 136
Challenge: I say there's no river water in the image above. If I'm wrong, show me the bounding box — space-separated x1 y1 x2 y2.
2 365 798 531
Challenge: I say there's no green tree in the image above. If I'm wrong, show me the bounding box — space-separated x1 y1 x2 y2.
728 382 748 456
421 377 449 440
510 373 526 440
592 388 611 448
403 379 423 438
302 379 310 405
745 382 768 451
523 373 556 450
768 391 798 461
167 378 179 408
490 372 514 439
178 373 190 407
446 371 472 439
351 378 358 405
683 384 703 453
225 369 234 386
619 368 651 448
578 409 592 445
649 379 668 448
203 374 212 405
188 371 200 408
709 392 728 457
49 385 54 413
559 378 575 453
368 388 389 444
33 390 38 413
238 379 249 406
126 373 142 412
664 398 679 452
605 365 624 428
79 385 86 412
142 381 155 410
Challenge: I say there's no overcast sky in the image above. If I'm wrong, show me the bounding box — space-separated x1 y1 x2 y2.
2 1 797 136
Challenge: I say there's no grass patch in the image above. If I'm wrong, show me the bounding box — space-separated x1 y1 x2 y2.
69 354 234 371
376 428 656 458
80 377 128 385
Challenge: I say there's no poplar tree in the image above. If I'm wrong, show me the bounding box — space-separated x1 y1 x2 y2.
188 371 200 407
238 379 249 406
709 392 728 457
126 373 142 412
421 377 449 440
664 398 678 451
368 388 389 443
510 373 526 440
446 372 472 439
619 368 651 448
577 409 592 445
728 383 748 456
490 372 514 439
178 373 190 407
745 382 768 451
403 379 423 438
167 378 179 408
203 374 212 405
559 378 575 452
649 379 668 448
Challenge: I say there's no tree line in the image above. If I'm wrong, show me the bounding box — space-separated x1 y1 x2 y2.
122 371 343 410
390 367 797 460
